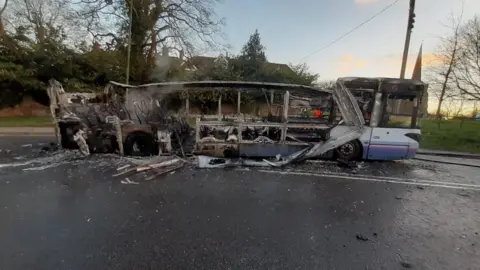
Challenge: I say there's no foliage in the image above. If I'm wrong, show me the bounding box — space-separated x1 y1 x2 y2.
76 0 225 83
236 29 267 81
0 5 319 110
185 30 320 109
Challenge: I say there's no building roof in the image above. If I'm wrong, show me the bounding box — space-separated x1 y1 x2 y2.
180 55 293 73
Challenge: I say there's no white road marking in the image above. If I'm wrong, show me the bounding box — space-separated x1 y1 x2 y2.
287 170 480 189
235 168 480 191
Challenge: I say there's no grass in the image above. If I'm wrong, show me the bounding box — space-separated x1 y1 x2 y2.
0 116 54 127
420 119 480 154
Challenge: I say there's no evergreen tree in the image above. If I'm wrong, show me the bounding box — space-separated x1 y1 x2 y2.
237 29 267 80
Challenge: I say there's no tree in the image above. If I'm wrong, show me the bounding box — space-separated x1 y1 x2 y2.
454 15 480 100
236 29 267 80
287 63 319 85
76 0 225 83
5 0 74 44
426 12 463 119
0 0 8 36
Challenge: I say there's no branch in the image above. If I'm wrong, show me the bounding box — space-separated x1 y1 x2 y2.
0 0 8 16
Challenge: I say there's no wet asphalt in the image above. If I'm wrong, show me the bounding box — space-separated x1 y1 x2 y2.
0 136 480 270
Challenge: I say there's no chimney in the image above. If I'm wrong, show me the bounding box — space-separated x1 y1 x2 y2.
179 49 184 61
162 46 169 56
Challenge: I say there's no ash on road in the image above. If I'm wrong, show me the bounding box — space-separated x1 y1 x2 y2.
1 136 479 270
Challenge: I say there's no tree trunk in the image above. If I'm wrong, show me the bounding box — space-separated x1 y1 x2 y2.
0 0 8 37
435 39 458 120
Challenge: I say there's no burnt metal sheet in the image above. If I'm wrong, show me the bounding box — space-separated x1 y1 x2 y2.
110 80 323 92
339 77 426 94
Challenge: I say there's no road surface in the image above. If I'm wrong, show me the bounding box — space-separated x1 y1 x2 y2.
0 136 479 269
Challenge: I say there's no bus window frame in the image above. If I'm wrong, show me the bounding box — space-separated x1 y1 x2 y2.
375 92 423 129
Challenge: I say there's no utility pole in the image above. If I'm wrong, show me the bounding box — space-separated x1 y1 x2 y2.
126 0 133 84
399 0 416 79
397 0 416 114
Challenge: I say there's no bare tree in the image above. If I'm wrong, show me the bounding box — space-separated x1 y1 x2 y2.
0 0 8 36
426 11 463 120
6 0 75 43
452 96 465 117
316 80 336 89
441 99 456 119
454 15 480 100
75 0 226 82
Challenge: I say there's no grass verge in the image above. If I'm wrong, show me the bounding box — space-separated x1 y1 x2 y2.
420 119 480 154
0 116 53 127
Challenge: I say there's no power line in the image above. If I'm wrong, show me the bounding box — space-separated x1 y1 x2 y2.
296 0 404 63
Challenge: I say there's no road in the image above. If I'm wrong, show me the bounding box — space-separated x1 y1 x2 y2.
1 136 480 269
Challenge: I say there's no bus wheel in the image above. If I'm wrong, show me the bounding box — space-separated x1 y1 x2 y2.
124 131 158 156
335 140 361 161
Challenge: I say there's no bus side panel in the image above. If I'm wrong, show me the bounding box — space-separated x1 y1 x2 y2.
360 127 373 160
366 128 409 160
406 130 421 159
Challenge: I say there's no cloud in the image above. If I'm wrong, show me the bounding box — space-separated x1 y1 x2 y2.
383 52 444 68
354 0 381 4
336 55 368 74
374 51 445 78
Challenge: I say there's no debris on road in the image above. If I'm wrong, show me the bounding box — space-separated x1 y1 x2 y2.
337 159 357 169
197 155 272 168
355 233 369 242
113 156 186 182
116 164 131 171
121 178 139 185
400 261 413 268
145 162 184 181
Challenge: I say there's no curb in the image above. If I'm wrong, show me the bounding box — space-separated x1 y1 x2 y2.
414 157 480 168
416 151 480 160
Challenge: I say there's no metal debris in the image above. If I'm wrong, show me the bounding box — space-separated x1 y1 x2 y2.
197 156 272 168
113 156 185 182
116 164 131 171
145 162 184 181
121 178 140 185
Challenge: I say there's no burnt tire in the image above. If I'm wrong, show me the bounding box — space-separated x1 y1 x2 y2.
123 131 158 156
335 140 362 161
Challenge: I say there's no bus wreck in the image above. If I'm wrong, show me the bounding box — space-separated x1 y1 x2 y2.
47 77 424 167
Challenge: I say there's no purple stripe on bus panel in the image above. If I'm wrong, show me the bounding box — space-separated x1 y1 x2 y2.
367 145 409 160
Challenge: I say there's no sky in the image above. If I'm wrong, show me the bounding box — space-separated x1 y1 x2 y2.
215 0 479 113
216 0 478 79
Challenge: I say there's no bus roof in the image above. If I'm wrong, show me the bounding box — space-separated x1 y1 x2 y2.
109 80 322 91
107 80 331 98
338 77 426 93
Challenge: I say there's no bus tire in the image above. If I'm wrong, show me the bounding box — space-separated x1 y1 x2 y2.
123 131 158 156
335 140 362 161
